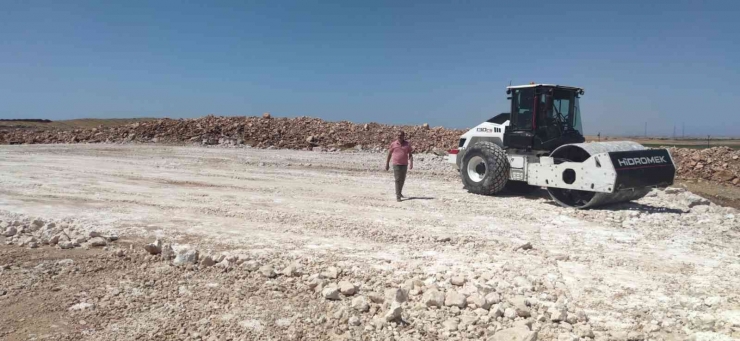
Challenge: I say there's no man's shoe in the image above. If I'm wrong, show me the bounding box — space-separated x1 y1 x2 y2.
396 197 402 202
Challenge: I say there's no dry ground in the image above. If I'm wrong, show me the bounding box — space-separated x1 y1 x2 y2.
0 144 739 341
585 136 740 149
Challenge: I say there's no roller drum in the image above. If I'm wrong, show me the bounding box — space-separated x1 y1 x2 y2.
546 141 654 209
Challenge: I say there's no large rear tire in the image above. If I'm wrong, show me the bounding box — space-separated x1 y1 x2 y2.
460 141 509 195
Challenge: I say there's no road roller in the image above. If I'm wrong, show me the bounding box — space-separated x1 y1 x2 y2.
448 84 676 208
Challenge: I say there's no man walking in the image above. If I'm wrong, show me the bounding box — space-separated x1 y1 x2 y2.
385 131 413 202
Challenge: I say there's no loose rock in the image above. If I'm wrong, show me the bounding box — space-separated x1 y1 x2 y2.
174 249 199 265
351 296 370 312
241 260 259 272
385 288 408 303
143 240 162 255
200 255 216 267
491 326 538 341
321 266 339 279
338 281 356 296
548 305 568 322
422 289 445 308
450 276 466 286
444 290 467 308
384 302 402 322
88 237 108 247
322 284 340 300
258 265 276 278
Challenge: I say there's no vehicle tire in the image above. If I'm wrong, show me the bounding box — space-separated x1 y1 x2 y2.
504 180 538 194
460 141 509 195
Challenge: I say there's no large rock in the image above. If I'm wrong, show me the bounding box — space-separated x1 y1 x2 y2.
31 218 45 229
322 284 340 300
39 228 58 244
442 318 459 331
160 243 175 260
281 265 300 277
466 293 487 309
20 236 37 247
686 194 711 208
368 293 384 304
444 290 467 308
513 242 533 251
144 240 162 255
200 255 216 267
348 316 360 326
321 266 339 279
259 265 277 278
2 227 17 237
241 260 259 272
450 276 466 286
58 241 79 249
384 302 403 322
574 324 594 338
351 296 370 312
714 170 735 182
422 289 445 308
485 292 501 306
88 237 108 247
548 305 568 322
489 304 505 318
68 302 95 311
664 187 685 194
174 249 199 265
385 288 408 304
509 296 532 317
338 281 356 296
490 326 538 341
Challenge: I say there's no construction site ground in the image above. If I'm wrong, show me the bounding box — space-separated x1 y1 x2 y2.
1 144 739 341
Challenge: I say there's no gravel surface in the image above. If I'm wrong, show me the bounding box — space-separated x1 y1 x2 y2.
0 144 739 341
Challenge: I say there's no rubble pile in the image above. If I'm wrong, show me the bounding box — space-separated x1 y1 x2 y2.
0 115 465 153
669 146 740 186
1 217 117 250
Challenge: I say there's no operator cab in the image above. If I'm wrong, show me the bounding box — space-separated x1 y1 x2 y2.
504 84 585 153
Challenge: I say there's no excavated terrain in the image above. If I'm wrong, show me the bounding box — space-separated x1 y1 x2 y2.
1 144 739 341
1 116 738 189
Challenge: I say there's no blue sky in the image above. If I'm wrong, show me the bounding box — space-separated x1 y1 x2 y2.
1 0 739 137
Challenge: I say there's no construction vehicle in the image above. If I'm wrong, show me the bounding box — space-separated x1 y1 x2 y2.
448 84 676 208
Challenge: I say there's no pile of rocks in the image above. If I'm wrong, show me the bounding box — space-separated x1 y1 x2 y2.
0 115 464 153
3 206 736 340
132 237 595 341
1 217 117 250
669 146 740 186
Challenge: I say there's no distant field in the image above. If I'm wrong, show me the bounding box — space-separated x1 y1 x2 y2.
585 136 740 150
0 118 154 130
641 143 737 150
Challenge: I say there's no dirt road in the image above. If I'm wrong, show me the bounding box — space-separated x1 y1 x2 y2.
1 144 738 341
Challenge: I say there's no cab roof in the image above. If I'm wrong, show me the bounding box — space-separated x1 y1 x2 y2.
506 84 584 92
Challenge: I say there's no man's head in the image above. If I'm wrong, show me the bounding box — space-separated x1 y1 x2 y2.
397 131 406 142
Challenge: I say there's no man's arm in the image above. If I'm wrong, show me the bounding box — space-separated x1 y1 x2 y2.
408 148 414 170
385 149 392 171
